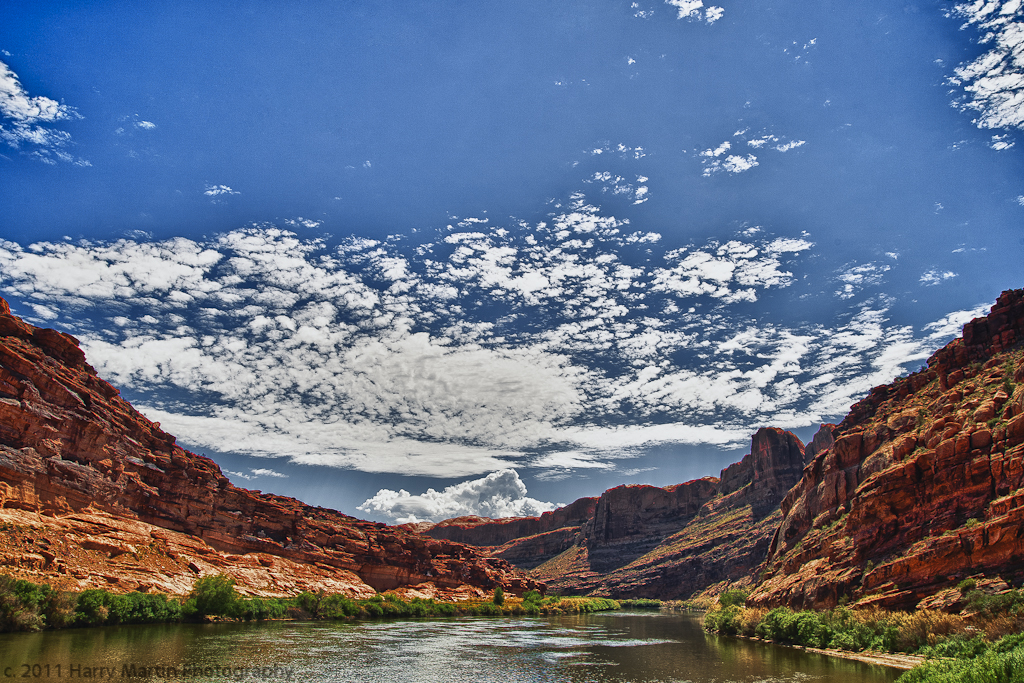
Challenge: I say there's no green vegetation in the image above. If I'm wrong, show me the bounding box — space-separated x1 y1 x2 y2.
618 599 663 610
1003 360 1016 397
718 590 750 608
898 634 1024 683
703 587 1024 682
0 574 620 633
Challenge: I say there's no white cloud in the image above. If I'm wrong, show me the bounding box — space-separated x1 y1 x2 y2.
666 0 724 23
224 467 288 481
701 141 731 157
705 6 725 23
652 237 812 303
775 139 806 152
0 59 87 165
357 469 555 523
585 172 650 204
136 120 157 130
949 1 1024 131
0 60 75 124
703 130 804 175
632 2 654 19
0 205 981 480
722 154 758 173
204 184 240 201
834 261 891 299
920 269 959 286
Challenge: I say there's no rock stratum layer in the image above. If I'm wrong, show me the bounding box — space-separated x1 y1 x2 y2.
751 288 1024 610
0 297 540 599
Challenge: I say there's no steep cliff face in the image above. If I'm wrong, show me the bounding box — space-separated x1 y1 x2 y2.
0 298 541 598
751 289 1024 610
429 427 811 598
530 427 808 598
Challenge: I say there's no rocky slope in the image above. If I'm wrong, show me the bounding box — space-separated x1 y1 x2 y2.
413 497 598 570
751 288 1024 610
423 427 819 599
0 297 540 599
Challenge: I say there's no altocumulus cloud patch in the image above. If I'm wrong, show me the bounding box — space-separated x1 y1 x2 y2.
0 195 987 481
0 59 88 166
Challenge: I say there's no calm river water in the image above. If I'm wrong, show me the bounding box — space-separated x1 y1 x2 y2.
0 611 900 683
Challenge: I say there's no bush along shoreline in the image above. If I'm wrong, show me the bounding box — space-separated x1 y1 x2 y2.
0 574 620 634
702 588 1024 682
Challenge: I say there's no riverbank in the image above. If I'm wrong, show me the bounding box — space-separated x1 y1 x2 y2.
750 637 924 670
701 588 1024 681
0 573 620 633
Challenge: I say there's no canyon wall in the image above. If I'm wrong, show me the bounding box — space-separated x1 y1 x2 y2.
751 288 1024 610
0 297 540 599
423 427 821 599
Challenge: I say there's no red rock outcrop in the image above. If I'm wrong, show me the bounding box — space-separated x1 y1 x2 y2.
0 298 541 598
529 427 807 598
427 427 812 599
751 288 1024 610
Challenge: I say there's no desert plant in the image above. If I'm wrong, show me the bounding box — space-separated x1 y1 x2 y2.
718 589 750 608
188 574 238 617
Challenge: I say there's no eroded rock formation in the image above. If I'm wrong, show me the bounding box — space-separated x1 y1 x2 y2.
0 298 541 598
752 288 1024 610
422 427 813 599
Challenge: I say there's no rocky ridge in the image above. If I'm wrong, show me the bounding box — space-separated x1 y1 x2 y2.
751 288 1024 610
421 427 819 599
0 297 540 599
415 290 1024 607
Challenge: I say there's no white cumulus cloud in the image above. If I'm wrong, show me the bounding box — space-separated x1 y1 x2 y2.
357 469 556 523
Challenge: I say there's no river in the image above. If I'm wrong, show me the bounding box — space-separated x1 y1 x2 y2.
0 611 901 683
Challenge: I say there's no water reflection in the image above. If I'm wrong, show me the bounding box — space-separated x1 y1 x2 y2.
0 612 900 683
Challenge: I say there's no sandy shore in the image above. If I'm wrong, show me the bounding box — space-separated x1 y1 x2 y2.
797 645 925 670
729 634 925 670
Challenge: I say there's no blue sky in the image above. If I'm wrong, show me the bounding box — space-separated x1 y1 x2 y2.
1 0 1022 523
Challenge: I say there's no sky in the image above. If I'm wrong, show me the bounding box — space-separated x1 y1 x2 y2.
1 0 1022 523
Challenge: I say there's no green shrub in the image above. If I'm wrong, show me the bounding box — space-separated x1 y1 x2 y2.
232 597 286 621
898 646 1024 683
619 599 662 609
0 575 46 632
493 586 504 605
958 578 978 592
75 590 183 626
188 574 238 617
966 589 1024 617
918 634 989 660
718 590 750 608
705 605 743 635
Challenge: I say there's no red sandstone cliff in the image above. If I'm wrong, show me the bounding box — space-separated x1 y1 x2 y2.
423 427 814 599
0 297 541 599
751 288 1024 610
